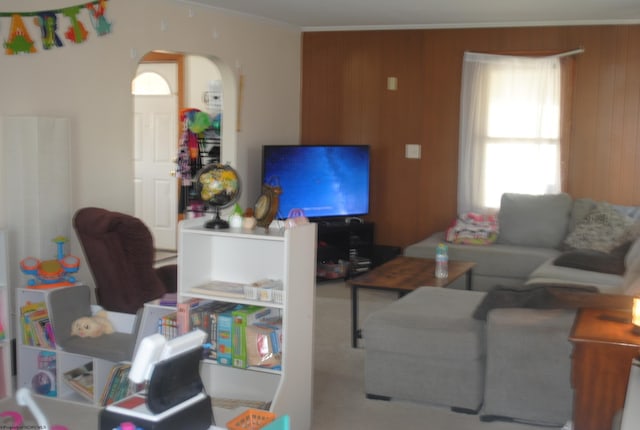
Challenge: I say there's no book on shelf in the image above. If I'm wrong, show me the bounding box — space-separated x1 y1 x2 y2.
63 361 94 402
166 300 237 359
20 301 55 348
157 312 178 339
100 363 141 406
232 306 281 369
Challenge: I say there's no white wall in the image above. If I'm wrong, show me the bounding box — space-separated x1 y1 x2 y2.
185 55 222 115
0 0 301 278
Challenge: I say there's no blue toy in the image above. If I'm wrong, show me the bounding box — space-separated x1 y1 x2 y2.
20 236 80 288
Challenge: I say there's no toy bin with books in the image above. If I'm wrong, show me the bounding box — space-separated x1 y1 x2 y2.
15 286 139 405
177 218 316 429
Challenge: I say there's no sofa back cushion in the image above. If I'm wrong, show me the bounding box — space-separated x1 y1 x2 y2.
497 193 572 249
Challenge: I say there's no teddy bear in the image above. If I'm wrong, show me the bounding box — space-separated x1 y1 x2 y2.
70 310 114 338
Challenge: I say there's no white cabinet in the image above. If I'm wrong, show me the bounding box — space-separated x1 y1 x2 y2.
178 219 316 430
0 230 12 399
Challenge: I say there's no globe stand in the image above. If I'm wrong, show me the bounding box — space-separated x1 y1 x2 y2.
205 207 229 229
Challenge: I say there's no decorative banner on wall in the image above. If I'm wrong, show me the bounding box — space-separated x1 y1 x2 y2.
0 0 111 55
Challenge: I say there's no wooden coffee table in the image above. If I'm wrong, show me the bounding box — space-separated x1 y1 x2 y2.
347 256 475 347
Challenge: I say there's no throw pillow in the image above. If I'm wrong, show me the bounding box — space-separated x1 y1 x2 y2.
564 203 633 253
553 248 627 276
568 198 596 234
497 193 572 248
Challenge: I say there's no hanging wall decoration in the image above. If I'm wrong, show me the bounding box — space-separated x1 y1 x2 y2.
1 0 112 56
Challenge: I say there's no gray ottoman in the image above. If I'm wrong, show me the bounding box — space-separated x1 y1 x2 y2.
363 287 487 411
482 307 575 426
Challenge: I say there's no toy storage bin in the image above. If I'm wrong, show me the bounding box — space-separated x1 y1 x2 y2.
226 408 276 430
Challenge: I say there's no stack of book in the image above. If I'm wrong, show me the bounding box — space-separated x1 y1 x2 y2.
20 301 55 348
162 301 282 370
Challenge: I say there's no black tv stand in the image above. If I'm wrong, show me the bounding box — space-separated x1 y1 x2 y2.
316 221 374 280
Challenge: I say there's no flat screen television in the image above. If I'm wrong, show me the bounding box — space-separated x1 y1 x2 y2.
261 145 370 220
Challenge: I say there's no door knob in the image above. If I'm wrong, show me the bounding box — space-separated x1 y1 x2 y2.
170 170 176 177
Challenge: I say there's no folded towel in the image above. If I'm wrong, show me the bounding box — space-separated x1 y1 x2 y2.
472 283 632 320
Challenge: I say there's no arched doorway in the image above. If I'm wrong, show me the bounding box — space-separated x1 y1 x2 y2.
132 51 236 251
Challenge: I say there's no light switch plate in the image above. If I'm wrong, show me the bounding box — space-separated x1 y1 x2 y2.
405 144 421 159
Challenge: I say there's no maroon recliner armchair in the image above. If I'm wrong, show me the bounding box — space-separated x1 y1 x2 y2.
73 207 177 314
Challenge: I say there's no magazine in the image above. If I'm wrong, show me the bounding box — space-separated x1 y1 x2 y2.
189 281 245 298
63 362 94 401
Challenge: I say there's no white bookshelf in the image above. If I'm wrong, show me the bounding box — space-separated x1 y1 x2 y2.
178 219 317 430
0 230 12 399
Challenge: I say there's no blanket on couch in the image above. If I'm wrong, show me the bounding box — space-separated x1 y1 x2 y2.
473 283 633 320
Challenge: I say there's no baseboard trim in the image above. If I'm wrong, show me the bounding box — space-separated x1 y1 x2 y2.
480 414 514 422
452 404 482 415
366 393 391 401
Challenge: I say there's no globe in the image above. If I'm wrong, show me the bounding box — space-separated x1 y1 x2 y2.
195 163 241 229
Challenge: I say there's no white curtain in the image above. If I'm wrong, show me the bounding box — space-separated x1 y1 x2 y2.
458 52 561 214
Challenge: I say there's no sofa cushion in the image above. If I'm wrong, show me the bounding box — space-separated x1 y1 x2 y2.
363 287 487 360
564 203 633 253
497 193 572 248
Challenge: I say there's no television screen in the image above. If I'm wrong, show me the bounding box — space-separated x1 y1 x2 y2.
262 145 370 220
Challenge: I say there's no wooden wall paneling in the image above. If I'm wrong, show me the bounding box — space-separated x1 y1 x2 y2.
618 26 640 205
608 26 631 204
302 25 640 249
375 31 424 246
419 30 469 239
566 27 597 200
593 28 617 201
301 32 346 144
559 56 577 195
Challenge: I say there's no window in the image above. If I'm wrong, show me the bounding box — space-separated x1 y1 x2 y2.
131 71 171 95
458 52 561 213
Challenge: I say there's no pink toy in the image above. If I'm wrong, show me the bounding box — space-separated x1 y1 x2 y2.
6 387 70 430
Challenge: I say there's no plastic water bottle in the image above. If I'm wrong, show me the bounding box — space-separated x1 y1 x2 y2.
435 243 448 279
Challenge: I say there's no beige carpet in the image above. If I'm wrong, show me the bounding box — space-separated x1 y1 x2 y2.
0 280 561 429
312 281 560 430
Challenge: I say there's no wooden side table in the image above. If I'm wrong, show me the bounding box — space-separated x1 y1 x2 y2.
569 308 640 430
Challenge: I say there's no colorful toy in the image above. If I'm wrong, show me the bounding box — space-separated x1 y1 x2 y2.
20 236 80 289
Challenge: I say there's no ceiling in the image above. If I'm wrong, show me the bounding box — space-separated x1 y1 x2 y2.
181 0 640 30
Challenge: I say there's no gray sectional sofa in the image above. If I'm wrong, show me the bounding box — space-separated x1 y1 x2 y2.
404 193 638 293
363 193 640 427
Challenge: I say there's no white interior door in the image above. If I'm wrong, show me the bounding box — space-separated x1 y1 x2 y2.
133 63 178 250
